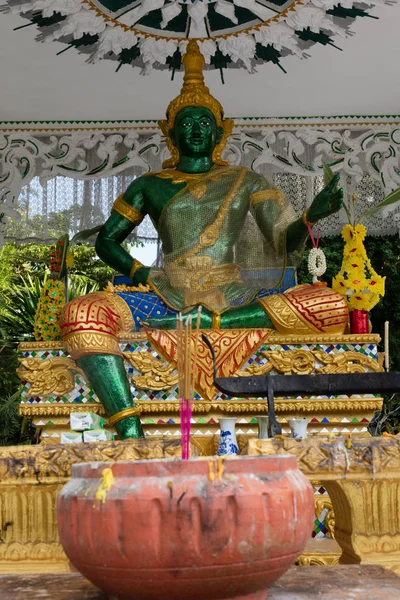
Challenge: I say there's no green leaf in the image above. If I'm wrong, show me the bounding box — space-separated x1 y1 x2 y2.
360 187 400 221
342 202 352 224
70 225 102 245
58 233 70 280
323 163 335 187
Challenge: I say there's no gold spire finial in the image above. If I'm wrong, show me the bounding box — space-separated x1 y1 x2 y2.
181 40 207 92
158 41 233 169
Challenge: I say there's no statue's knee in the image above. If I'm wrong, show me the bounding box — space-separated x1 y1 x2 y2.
60 292 133 359
259 284 348 335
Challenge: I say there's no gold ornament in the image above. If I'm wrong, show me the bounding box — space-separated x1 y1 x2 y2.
296 551 340 566
104 281 150 294
158 40 233 168
239 349 383 377
34 279 66 342
107 407 142 427
60 292 134 358
17 357 84 396
123 351 178 391
333 224 385 312
154 166 230 199
64 330 122 359
112 194 144 225
301 209 317 228
129 259 145 281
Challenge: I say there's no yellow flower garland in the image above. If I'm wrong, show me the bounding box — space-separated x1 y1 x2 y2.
332 224 385 312
33 279 66 342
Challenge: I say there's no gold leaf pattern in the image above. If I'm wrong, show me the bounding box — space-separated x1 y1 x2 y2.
147 328 271 400
17 358 84 396
239 349 382 376
123 352 178 391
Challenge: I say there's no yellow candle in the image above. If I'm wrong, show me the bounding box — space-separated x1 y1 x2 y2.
385 321 389 371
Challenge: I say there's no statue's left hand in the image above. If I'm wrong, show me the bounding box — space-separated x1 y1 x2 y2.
307 173 343 223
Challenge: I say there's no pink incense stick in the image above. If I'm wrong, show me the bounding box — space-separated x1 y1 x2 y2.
178 308 201 460
180 399 192 460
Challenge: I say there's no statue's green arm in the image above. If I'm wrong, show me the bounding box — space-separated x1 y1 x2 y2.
250 173 343 256
95 177 150 285
286 173 344 253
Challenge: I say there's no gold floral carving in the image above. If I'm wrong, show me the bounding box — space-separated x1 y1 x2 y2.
246 437 400 478
123 352 178 391
272 399 381 413
314 351 382 374
315 497 335 538
16 358 84 396
19 404 103 417
19 398 382 418
266 333 380 345
0 439 186 482
18 341 66 351
240 349 314 376
240 349 382 376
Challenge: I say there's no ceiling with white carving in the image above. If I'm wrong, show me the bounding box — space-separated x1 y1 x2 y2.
0 1 399 120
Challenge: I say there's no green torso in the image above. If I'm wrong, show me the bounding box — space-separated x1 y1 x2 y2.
140 175 186 227
126 166 257 261
95 165 300 311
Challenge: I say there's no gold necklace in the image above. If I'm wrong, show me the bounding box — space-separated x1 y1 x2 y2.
153 165 233 199
154 168 213 184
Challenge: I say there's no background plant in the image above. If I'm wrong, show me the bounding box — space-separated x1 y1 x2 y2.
0 242 114 445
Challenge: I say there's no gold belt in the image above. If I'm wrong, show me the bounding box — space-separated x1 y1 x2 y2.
166 256 242 292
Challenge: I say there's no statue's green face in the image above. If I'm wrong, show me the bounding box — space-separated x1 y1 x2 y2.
170 106 223 159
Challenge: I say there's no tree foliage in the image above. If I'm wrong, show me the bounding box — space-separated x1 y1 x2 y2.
0 242 114 445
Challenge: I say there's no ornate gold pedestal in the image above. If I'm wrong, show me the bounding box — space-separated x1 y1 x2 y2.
17 332 382 442
246 436 400 575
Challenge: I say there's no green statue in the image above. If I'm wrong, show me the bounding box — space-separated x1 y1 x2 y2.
60 41 347 440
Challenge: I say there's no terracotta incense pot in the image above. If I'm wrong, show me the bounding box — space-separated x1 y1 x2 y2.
57 455 314 600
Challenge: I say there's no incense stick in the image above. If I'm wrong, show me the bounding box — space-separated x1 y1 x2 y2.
191 307 202 396
177 310 201 460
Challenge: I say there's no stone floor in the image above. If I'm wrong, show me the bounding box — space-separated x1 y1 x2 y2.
0 565 399 599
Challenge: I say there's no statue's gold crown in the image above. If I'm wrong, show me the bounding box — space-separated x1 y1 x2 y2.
159 40 233 169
